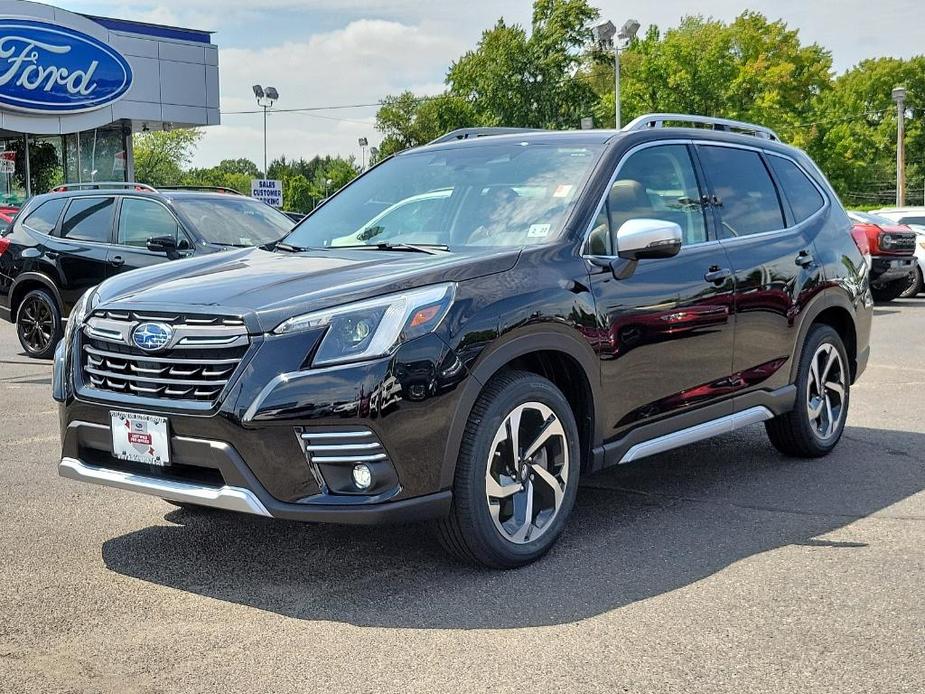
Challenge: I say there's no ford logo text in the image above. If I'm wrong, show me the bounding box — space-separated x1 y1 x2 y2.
0 19 133 113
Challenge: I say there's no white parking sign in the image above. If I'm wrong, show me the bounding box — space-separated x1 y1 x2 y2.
251 178 283 208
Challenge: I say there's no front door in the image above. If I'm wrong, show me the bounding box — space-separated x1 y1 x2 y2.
587 143 737 443
108 197 191 274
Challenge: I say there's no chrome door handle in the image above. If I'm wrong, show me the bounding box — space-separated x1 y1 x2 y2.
704 266 732 284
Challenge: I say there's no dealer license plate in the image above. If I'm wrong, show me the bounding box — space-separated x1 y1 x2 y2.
111 411 170 466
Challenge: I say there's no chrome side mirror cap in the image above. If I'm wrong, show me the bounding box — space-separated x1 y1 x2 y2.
616 218 683 261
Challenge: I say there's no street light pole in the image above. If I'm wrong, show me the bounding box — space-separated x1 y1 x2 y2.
593 18 640 130
893 86 907 207
252 85 279 177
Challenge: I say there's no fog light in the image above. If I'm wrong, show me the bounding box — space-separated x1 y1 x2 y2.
352 464 373 490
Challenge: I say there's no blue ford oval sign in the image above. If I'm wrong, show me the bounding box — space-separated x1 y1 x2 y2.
132 323 173 352
0 19 133 114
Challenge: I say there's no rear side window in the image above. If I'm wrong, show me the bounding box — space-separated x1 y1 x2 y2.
768 156 825 223
118 198 181 247
60 197 115 243
698 146 785 237
22 198 66 235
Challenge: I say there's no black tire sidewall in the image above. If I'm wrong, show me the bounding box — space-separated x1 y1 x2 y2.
899 267 923 298
793 325 850 455
455 373 580 567
17 289 62 359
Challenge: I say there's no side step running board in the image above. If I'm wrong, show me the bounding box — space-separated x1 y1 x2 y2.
619 406 775 464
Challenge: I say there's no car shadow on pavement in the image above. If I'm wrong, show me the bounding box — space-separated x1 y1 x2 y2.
101 424 924 629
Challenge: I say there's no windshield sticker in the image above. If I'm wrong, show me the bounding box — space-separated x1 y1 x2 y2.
553 184 574 198
528 223 552 238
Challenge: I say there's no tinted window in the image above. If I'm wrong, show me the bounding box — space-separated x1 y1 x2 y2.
118 198 180 247
899 216 925 227
768 156 825 222
60 197 115 242
699 146 785 237
22 198 66 234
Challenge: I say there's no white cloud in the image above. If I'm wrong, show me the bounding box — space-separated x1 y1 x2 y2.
195 19 464 166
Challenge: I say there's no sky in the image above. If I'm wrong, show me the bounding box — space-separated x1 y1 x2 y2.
56 0 925 169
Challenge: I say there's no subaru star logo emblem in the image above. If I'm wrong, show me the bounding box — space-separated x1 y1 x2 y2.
131 323 173 352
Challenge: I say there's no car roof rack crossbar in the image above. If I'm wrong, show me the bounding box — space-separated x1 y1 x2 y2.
156 185 245 195
622 113 780 142
50 182 158 193
428 127 545 145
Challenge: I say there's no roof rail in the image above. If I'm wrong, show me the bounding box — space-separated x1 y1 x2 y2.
50 182 157 193
622 113 780 142
157 185 245 195
428 127 545 145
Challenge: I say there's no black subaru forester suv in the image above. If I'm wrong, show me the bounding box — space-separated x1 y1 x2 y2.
54 115 872 568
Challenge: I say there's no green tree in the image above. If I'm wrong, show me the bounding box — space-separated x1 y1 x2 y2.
133 129 203 187
804 57 925 205
376 92 480 156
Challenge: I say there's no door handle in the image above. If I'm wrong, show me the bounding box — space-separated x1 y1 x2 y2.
108 255 125 267
704 266 732 284
795 250 814 267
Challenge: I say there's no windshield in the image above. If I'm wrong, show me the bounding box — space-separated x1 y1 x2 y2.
284 142 604 250
171 196 294 246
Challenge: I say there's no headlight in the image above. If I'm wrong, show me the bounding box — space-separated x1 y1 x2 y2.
63 288 94 347
274 283 455 367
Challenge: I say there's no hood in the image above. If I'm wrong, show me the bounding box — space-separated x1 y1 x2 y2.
94 246 520 332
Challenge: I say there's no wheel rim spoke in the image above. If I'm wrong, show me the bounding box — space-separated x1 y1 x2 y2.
806 342 846 440
484 400 569 545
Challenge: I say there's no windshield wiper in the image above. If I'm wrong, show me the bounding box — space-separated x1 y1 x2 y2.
340 242 450 255
274 242 307 252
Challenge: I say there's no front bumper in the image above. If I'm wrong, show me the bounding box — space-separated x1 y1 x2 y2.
870 255 916 285
56 330 469 525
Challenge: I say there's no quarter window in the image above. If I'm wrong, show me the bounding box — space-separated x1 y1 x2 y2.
118 198 181 247
699 146 785 237
768 156 825 223
588 144 707 255
22 198 66 235
59 197 115 243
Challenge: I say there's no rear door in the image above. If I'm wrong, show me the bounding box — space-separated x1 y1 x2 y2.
108 197 192 273
586 142 737 439
54 196 117 308
696 144 827 396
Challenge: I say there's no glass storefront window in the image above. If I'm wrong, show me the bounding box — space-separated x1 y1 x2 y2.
0 123 129 206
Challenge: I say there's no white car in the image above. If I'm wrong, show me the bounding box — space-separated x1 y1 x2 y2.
874 207 925 297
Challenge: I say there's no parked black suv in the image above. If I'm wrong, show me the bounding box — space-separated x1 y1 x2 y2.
54 115 872 568
0 184 293 358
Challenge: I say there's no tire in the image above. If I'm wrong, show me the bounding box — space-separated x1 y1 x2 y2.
765 324 850 458
16 288 63 360
899 267 923 298
871 278 909 303
435 370 580 569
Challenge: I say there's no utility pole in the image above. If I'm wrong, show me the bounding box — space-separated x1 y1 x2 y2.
893 86 907 207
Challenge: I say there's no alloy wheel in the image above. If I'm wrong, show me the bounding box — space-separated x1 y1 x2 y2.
806 342 846 440
484 402 569 544
19 297 54 354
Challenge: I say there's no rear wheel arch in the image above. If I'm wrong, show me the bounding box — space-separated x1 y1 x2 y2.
440 329 601 489
10 273 63 321
791 295 858 385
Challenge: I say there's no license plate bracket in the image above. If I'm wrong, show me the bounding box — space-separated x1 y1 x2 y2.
110 411 170 466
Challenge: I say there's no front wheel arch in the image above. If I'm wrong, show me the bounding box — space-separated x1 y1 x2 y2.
440 329 601 490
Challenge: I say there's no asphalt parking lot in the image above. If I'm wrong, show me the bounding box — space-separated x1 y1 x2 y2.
1 302 923 694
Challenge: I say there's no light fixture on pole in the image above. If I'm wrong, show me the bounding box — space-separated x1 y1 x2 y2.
593 18 640 129
253 84 279 176
892 86 907 207
358 137 369 170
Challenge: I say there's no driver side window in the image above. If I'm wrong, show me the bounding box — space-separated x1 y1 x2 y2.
118 198 183 248
587 145 707 256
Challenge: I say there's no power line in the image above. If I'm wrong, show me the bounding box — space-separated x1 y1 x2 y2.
223 95 437 116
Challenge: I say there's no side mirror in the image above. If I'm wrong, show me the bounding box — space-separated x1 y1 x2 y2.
616 219 683 261
146 235 179 259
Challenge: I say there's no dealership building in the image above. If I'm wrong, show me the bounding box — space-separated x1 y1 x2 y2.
0 0 220 205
